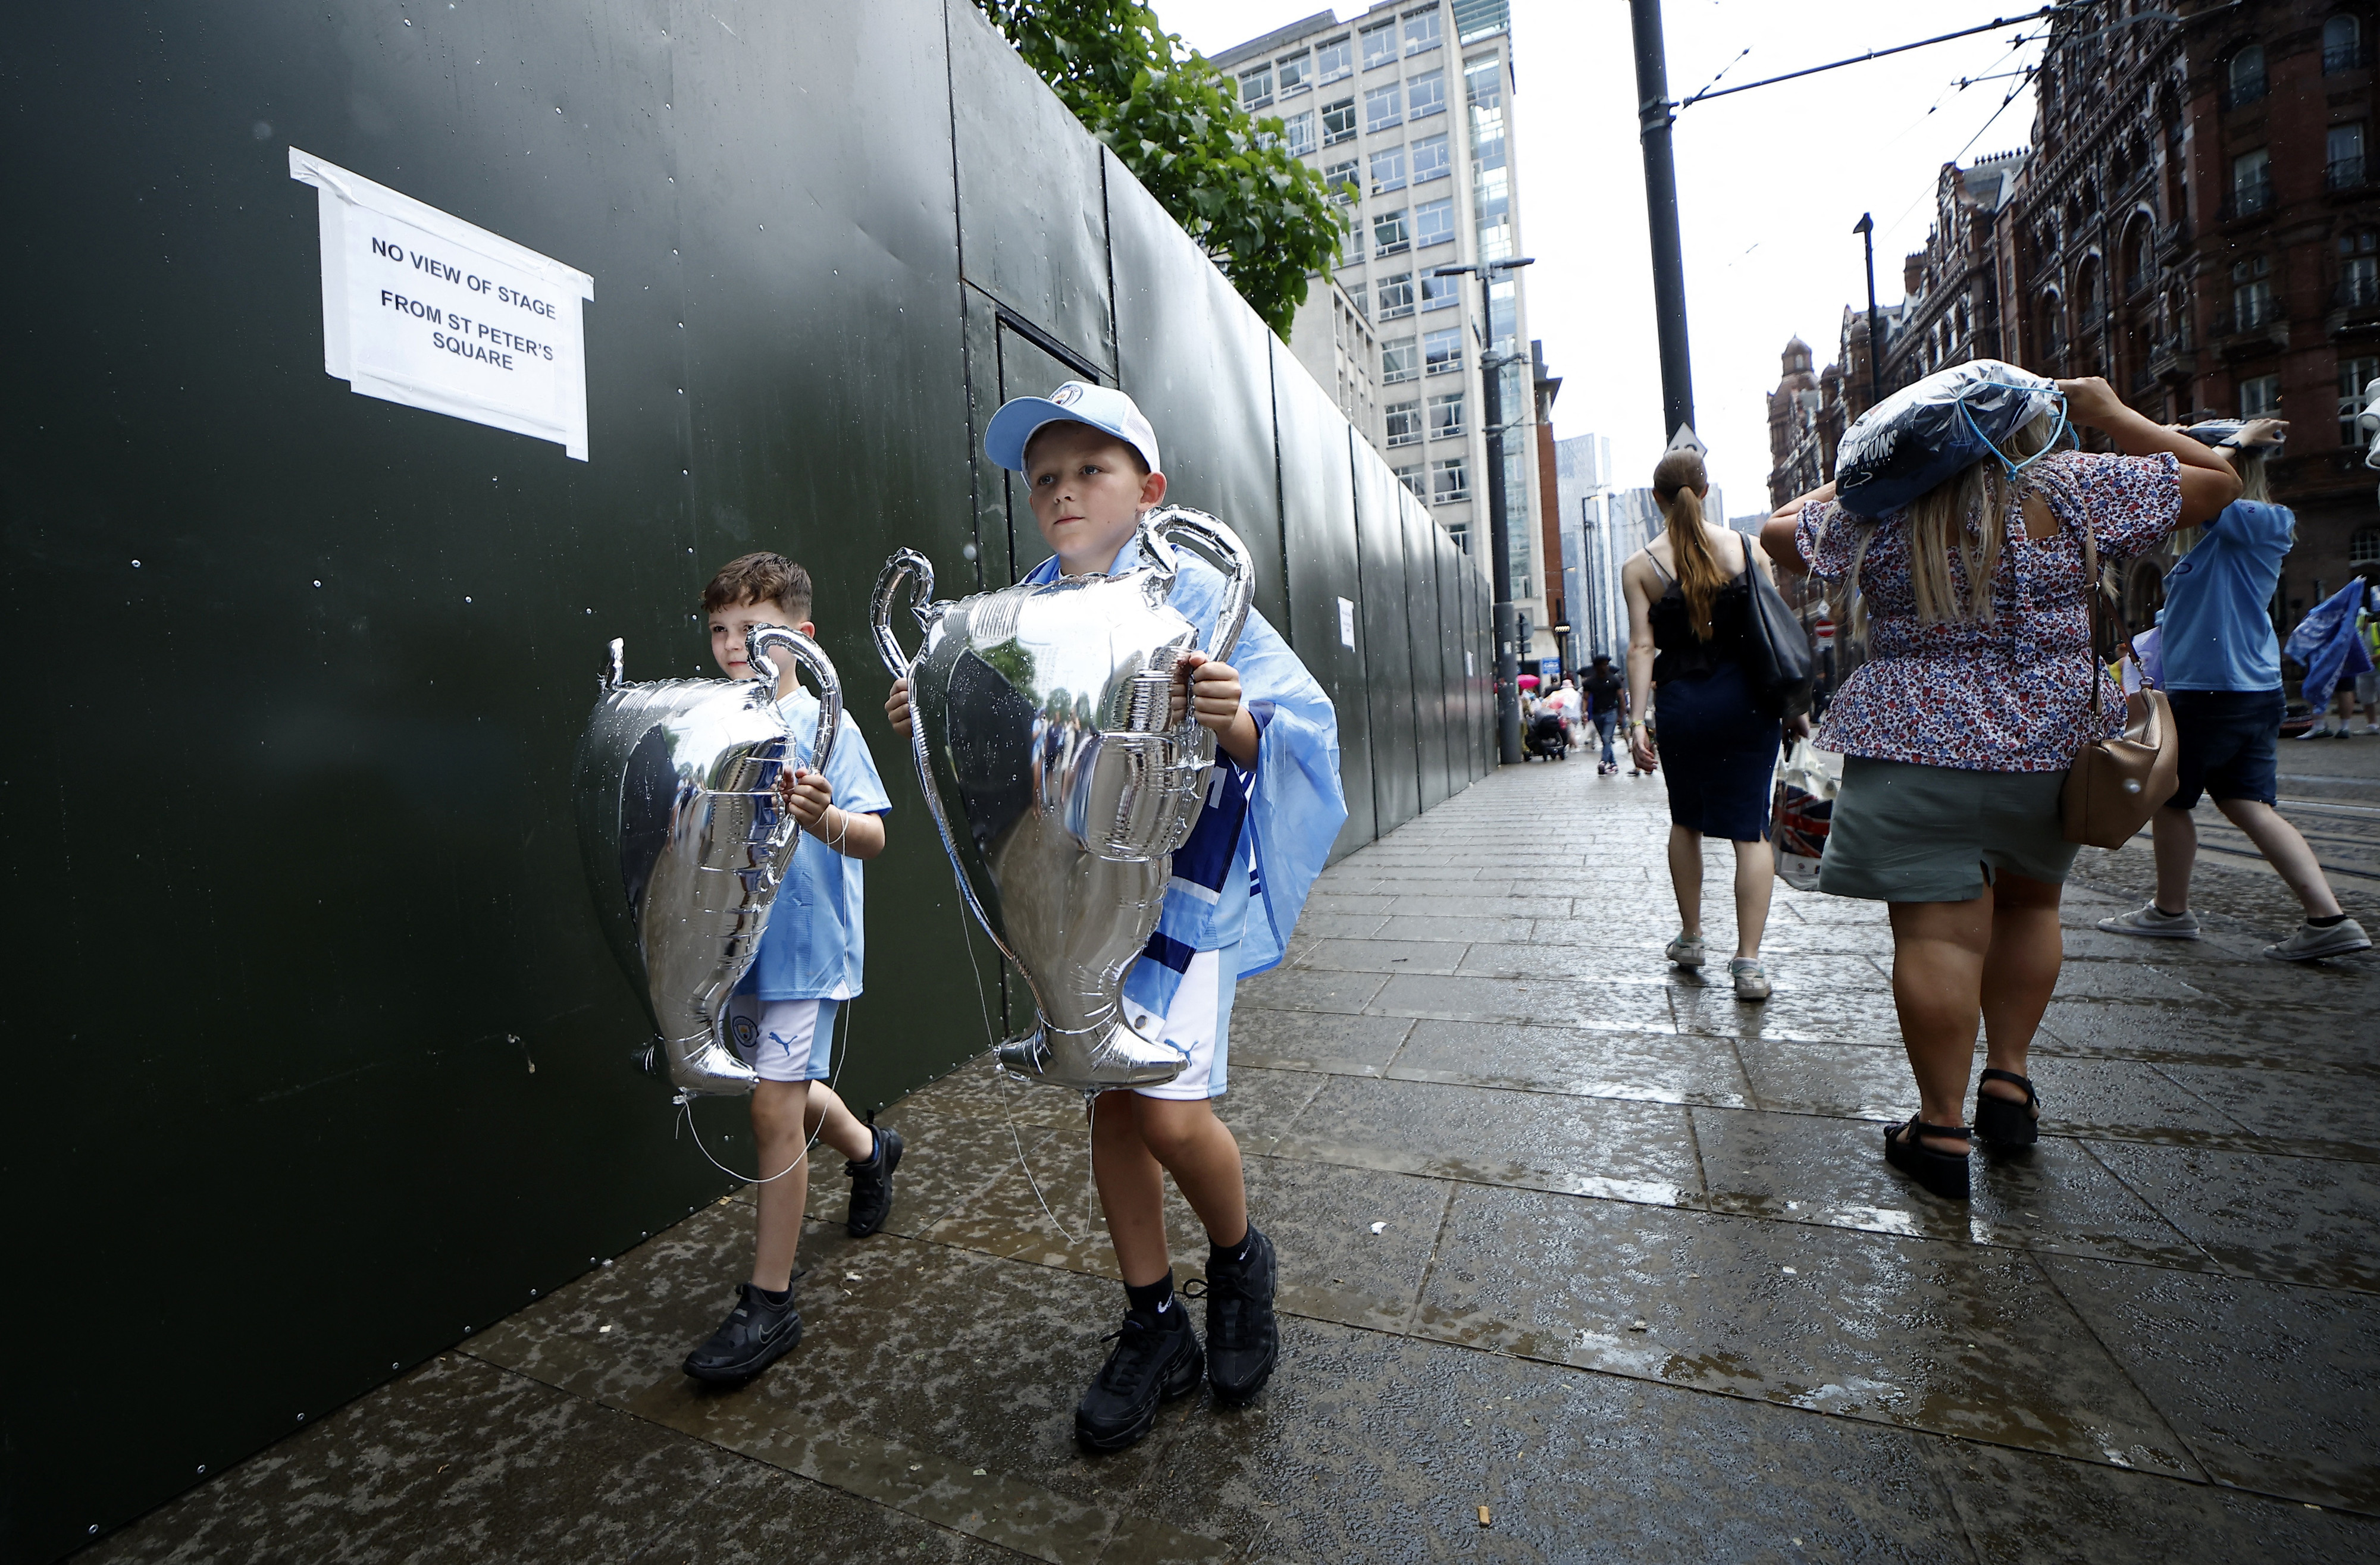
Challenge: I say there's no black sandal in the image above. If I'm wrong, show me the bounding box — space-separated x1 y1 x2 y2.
1973 1068 2041 1148
1883 1118 1972 1201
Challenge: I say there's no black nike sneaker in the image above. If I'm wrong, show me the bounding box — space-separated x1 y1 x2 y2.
1198 1227 1279 1403
681 1281 803 1384
845 1125 904 1238
1073 1301 1203 1451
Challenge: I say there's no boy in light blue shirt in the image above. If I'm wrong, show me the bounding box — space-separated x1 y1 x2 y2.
681 552 901 1384
2098 419 2369 960
887 383 1346 1451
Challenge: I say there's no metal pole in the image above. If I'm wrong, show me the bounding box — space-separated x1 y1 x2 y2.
1855 212 1883 411
1630 0 1695 442
1482 341 1523 764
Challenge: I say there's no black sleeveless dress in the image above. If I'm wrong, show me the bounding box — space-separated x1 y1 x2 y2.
1646 550 1782 842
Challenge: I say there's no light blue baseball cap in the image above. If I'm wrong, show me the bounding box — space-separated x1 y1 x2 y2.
984 381 1163 476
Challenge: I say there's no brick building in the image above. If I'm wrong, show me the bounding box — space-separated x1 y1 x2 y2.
1765 0 2379 629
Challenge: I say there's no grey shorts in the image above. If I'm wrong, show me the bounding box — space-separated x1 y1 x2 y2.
1818 757 2078 904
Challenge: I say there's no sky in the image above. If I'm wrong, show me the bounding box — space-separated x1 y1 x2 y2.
1168 0 2047 518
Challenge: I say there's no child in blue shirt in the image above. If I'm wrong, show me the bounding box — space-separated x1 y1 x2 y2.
681 552 900 1384
886 383 1346 1450
2097 419 2370 960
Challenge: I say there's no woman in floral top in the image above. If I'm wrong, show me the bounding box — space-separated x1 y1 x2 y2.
1761 376 2241 1201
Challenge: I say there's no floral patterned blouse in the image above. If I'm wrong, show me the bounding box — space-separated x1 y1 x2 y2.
1795 450 2182 772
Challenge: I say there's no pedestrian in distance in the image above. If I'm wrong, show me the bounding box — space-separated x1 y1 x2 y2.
1583 653 1627 774
1764 375 2241 1202
884 383 1346 1452
2097 419 2371 960
1624 447 1790 1002
680 553 901 1385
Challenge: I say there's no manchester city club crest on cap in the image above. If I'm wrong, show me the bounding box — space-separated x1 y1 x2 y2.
1050 382 1083 406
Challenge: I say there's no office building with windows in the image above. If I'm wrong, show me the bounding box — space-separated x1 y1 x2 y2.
1214 0 1553 665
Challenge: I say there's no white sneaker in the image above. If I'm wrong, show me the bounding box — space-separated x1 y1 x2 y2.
1664 935 1705 968
2263 918 2373 961
2096 903 2202 940
2295 726 2333 740
1730 958 1772 1001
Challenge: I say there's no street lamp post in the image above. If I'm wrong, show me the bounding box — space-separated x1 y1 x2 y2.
1629 0 1696 443
1434 256 1535 766
1853 212 1883 412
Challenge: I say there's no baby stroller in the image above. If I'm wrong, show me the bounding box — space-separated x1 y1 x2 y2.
1524 708 1570 761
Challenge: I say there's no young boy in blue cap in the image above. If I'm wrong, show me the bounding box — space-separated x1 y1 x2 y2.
887 382 1346 1450
682 551 901 1384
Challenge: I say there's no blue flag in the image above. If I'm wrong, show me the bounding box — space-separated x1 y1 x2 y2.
2284 581 2376 712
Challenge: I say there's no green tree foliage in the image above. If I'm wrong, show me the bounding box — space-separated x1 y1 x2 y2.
975 0 1346 338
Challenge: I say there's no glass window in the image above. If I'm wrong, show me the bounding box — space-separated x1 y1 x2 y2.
1284 110 1316 158
1407 68 1446 118
1321 96 1358 146
1424 324 1463 374
2240 372 2281 416
1433 456 1470 503
1393 462 1428 500
2354 526 2380 563
1370 145 1407 194
2330 123 2366 188
1373 206 1410 256
2344 242 2380 306
2339 355 2380 442
1341 279 1366 318
1385 399 1424 447
1472 164 1509 221
1410 132 1451 184
2232 147 2272 214
1324 158 1360 204
1414 196 1456 247
1375 271 1415 318
2326 14 2364 73
1382 336 1419 384
1277 52 1311 95
1316 35 1352 83
1465 52 1502 110
1238 64 1272 110
1366 80 1403 133
1405 8 1443 55
2228 43 2267 106
1362 20 1399 71
1420 271 1461 311
1427 391 1465 438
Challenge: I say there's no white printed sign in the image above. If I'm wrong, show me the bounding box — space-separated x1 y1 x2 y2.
1465 650 1476 676
290 149 594 459
1337 596 1357 649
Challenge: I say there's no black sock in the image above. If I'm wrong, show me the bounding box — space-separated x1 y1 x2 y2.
754 1283 793 1308
1125 1274 1175 1320
2152 904 2186 919
1209 1227 1255 1268
2310 912 2348 927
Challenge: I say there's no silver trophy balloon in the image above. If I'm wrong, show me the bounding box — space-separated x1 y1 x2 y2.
873 507 1253 1093
574 625 842 1096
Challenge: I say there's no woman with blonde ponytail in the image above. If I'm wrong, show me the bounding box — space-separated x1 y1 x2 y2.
1761 375 2241 1202
1622 447 1795 1001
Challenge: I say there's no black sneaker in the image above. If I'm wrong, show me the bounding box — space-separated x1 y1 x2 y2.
1197 1227 1280 1403
681 1281 803 1384
845 1125 904 1238
1073 1303 1202 1451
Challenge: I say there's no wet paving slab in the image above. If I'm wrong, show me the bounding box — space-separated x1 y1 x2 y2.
96 758 2380 1560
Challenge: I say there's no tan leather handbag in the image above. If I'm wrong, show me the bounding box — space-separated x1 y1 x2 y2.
2061 526 2178 848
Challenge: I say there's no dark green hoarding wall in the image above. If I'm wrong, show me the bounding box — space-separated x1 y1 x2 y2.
0 3 1491 1555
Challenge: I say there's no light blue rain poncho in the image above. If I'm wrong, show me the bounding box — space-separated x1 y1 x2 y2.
1020 537 1347 1025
